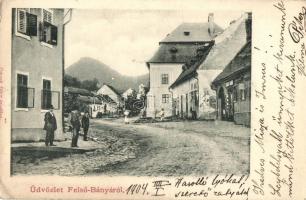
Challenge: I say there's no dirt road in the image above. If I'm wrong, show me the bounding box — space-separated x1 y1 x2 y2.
12 119 250 176
90 119 250 176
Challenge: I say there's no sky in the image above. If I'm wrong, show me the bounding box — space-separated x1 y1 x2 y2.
65 9 244 76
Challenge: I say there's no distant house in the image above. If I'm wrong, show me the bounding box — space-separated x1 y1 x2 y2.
96 94 118 115
11 8 64 141
211 13 252 126
122 88 136 100
64 86 117 118
146 13 223 118
169 13 251 120
96 84 123 106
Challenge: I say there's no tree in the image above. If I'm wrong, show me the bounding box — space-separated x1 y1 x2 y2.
81 78 99 91
64 74 81 88
64 74 100 92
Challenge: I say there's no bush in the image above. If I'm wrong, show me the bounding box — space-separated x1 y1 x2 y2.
96 112 103 118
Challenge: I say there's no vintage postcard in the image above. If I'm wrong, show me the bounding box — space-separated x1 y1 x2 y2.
0 0 305 199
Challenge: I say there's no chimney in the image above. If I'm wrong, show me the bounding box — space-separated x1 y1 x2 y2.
208 13 214 36
245 12 252 42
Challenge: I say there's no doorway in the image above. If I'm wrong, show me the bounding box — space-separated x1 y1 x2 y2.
217 87 225 120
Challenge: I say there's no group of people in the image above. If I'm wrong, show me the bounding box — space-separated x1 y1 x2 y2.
43 105 90 148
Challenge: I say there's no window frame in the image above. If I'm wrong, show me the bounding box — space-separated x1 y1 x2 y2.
40 8 55 48
41 77 52 111
162 94 170 104
240 88 246 101
15 8 31 40
238 82 246 101
161 73 169 85
15 71 30 111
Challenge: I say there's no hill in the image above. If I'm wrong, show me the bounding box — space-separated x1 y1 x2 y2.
66 57 149 93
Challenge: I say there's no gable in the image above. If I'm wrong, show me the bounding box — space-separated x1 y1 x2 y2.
199 13 250 71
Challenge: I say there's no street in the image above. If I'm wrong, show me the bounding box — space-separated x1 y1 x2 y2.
12 119 250 176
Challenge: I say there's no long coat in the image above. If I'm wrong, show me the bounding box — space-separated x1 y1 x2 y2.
81 115 90 129
43 112 57 131
70 110 81 129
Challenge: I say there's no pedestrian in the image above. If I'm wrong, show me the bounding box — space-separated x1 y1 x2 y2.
190 107 197 120
81 111 90 141
43 105 57 146
69 105 81 147
160 108 165 121
124 109 130 124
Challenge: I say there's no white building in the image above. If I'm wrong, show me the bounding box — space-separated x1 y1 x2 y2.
122 88 136 100
11 8 65 141
146 13 223 118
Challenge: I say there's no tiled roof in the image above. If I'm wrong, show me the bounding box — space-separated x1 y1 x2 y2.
78 95 102 104
98 94 116 104
147 42 213 64
103 84 122 97
169 43 214 89
64 87 93 96
199 13 249 70
212 41 251 85
161 23 223 43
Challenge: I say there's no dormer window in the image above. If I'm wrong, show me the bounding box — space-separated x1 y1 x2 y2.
184 31 190 36
169 47 177 53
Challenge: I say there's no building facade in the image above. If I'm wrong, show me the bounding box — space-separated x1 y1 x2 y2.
211 42 251 126
12 8 64 141
211 13 252 126
146 14 223 118
170 13 251 120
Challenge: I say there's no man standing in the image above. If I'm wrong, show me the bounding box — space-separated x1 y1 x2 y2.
81 111 90 141
70 106 81 147
43 105 57 146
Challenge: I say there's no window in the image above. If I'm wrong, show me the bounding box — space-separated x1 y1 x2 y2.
16 8 37 37
240 89 246 101
40 21 58 45
161 74 169 84
238 83 246 101
40 9 57 46
162 94 170 103
16 74 34 108
42 79 52 109
233 86 238 102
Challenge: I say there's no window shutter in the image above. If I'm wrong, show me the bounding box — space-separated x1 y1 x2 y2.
50 25 58 45
27 88 35 108
17 9 27 34
39 22 44 41
52 91 60 109
26 13 37 36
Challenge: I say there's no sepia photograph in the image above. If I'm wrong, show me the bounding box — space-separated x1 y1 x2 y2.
10 8 252 176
